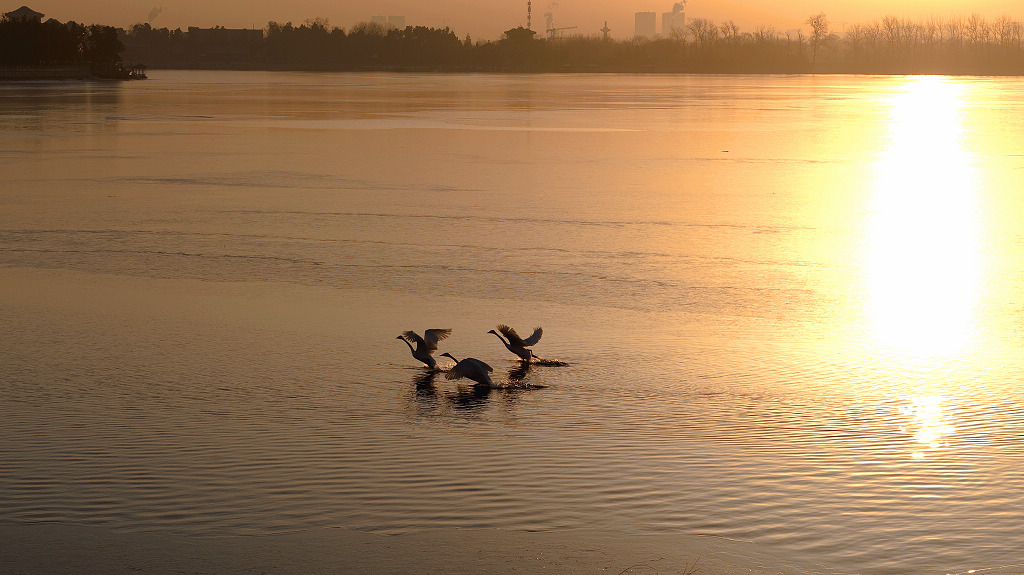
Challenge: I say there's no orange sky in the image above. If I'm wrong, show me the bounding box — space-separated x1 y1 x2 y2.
20 1 1024 41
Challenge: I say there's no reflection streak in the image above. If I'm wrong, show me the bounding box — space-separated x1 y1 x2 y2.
866 77 982 356
900 395 956 459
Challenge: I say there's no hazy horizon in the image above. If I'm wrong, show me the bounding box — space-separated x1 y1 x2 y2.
19 0 1024 42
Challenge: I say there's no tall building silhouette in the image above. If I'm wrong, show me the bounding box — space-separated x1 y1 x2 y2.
634 12 656 38
662 11 685 37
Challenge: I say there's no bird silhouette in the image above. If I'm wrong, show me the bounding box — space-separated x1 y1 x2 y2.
440 352 494 387
488 324 542 362
397 329 452 370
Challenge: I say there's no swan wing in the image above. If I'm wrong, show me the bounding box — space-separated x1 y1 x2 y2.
522 327 543 347
445 359 469 380
423 328 452 352
468 358 493 373
496 324 524 346
400 330 425 346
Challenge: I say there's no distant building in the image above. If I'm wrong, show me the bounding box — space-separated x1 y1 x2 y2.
662 11 685 37
371 15 406 30
504 26 537 41
634 12 656 39
4 5 44 23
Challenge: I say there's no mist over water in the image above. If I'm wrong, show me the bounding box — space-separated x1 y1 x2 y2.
4 71 1024 574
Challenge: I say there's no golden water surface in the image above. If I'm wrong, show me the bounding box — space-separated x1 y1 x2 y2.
4 72 1024 575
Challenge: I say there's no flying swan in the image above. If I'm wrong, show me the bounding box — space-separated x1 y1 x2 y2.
397 329 452 370
488 324 542 362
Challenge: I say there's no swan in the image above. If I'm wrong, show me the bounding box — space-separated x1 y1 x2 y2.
487 324 542 362
440 352 494 387
397 329 452 369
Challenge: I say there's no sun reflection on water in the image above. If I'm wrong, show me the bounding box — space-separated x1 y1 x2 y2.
865 77 982 357
900 395 956 459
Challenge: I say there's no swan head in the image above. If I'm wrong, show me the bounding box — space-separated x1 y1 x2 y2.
395 335 404 340
487 329 498 335
440 352 457 361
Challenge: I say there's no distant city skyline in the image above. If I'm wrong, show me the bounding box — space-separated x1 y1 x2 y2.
20 0 1024 40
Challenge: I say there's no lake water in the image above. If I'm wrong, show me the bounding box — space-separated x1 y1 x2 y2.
4 71 1024 575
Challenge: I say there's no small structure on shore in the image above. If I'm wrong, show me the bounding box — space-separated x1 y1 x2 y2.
4 5 44 23
0 5 148 81
92 62 147 79
503 26 536 42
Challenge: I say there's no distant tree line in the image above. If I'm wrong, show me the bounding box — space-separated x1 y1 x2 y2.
0 17 123 66
5 12 1024 74
121 14 1024 74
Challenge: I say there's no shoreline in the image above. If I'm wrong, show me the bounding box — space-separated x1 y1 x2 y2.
118 65 1024 77
0 65 146 82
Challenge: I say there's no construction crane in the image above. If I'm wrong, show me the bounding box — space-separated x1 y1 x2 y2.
546 25 577 39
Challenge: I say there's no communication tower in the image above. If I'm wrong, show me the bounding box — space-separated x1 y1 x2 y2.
527 0 532 30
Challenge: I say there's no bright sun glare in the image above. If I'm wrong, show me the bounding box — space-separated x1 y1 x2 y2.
866 77 981 356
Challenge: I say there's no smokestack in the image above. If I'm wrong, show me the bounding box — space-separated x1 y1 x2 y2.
545 1 557 30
